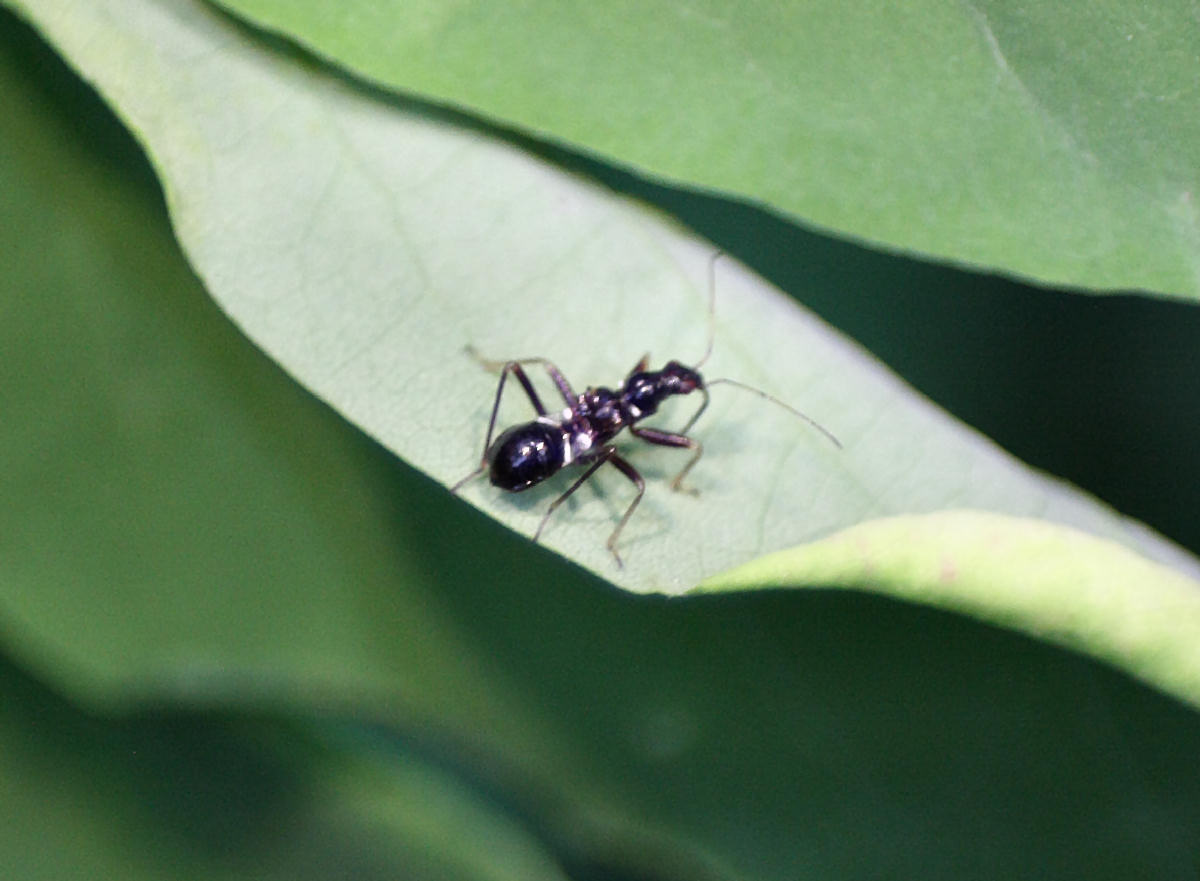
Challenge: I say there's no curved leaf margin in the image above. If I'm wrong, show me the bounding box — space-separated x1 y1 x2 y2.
210 0 1200 299
701 510 1200 709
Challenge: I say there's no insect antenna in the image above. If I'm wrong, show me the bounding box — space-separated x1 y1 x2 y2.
686 250 840 449
697 377 842 449
692 250 723 370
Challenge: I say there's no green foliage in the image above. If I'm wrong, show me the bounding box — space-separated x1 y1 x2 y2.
3 1 1200 879
215 0 1200 298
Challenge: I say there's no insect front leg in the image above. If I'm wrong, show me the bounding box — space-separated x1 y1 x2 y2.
629 425 703 496
678 387 711 435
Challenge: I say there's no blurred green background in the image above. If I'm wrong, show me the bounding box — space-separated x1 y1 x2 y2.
4 8 1200 879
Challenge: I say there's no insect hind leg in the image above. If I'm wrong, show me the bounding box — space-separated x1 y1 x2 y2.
531 447 646 569
453 350 580 494
465 346 577 407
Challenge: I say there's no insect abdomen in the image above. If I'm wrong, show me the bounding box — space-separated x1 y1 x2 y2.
487 422 567 491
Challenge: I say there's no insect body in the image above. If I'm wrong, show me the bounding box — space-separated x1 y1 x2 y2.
452 354 709 566
451 256 840 566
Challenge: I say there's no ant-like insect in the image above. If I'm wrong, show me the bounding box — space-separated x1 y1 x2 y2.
451 253 841 566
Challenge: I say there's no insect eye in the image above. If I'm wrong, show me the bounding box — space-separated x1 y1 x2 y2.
661 362 700 393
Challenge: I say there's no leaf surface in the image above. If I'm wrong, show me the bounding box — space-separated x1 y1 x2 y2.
213 0 1200 298
9 0 1198 596
5 6 1200 877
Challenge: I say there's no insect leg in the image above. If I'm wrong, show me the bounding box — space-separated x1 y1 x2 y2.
452 357 560 494
678 387 711 435
532 448 646 567
630 425 702 495
603 452 646 568
466 346 577 406
533 447 616 544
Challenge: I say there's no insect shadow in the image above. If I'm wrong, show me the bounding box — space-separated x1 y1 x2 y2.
452 253 841 567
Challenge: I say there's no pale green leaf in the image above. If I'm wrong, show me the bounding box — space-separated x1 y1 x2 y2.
10 0 1198 597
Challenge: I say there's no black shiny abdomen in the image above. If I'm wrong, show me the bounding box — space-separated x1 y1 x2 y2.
488 422 566 491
